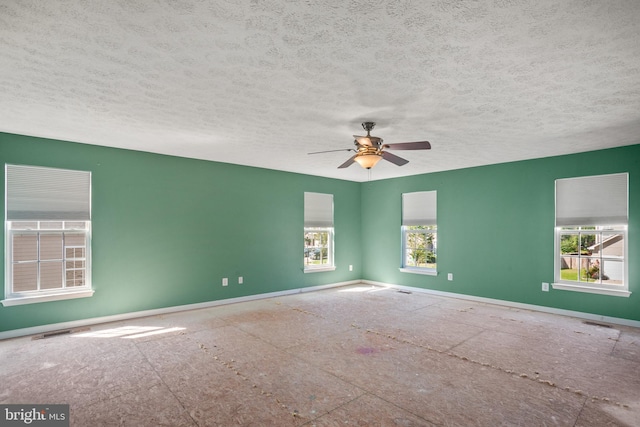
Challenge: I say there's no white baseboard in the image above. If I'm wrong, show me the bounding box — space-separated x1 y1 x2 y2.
0 280 360 341
363 280 640 329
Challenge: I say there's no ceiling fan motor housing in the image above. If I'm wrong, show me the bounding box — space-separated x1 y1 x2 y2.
362 121 376 133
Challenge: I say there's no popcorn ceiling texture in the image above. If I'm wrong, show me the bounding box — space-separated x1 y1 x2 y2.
1 0 639 181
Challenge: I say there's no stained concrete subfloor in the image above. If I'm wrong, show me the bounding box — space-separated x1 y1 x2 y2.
1 284 640 426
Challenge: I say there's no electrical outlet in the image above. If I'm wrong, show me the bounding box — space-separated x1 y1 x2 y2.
238 276 243 284
447 273 453 281
349 265 353 271
222 278 228 286
542 282 549 292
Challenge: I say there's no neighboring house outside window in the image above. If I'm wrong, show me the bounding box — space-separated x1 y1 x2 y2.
553 173 629 297
400 191 437 276
3 165 93 306
303 192 335 272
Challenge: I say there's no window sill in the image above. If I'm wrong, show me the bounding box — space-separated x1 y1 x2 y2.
399 268 437 276
551 283 631 298
1 289 95 307
304 266 336 274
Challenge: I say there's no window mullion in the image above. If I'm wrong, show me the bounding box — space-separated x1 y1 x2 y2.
597 229 603 283
61 231 66 290
36 231 41 292
576 231 581 283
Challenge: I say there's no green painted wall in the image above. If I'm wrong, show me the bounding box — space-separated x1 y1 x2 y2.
361 144 640 321
0 133 362 332
1 132 638 334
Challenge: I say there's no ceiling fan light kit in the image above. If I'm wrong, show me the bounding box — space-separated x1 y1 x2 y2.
309 122 431 170
354 152 383 169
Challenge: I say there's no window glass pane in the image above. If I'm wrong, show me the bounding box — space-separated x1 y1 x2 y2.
601 233 624 258
10 222 37 230
559 255 579 282
405 246 418 267
579 233 596 254
66 268 85 287
601 259 624 285
64 221 86 229
41 262 64 289
13 263 37 292
64 232 86 247
40 234 63 260
41 221 63 229
580 257 600 283
560 232 579 255
13 234 37 262
406 232 424 267
576 261 587 283
66 247 86 259
409 231 426 247
426 232 436 268
66 260 85 270
319 248 328 264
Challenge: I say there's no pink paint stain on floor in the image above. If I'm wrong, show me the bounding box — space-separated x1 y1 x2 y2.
356 347 377 355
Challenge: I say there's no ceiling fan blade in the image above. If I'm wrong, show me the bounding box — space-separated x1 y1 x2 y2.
308 149 355 155
338 155 357 169
382 151 409 166
382 141 431 150
353 135 372 146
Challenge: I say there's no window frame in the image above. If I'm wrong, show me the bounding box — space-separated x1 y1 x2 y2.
552 173 630 297
400 191 437 276
400 225 437 276
3 165 94 306
303 192 335 273
553 225 629 297
5 221 93 305
303 226 335 273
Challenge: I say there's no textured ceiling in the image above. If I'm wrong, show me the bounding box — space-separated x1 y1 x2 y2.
1 0 640 182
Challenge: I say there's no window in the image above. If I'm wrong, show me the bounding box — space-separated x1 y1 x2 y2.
401 191 437 275
3 165 93 306
553 173 629 297
304 192 335 272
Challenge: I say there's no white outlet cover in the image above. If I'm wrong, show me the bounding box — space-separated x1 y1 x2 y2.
222 278 228 286
447 273 453 281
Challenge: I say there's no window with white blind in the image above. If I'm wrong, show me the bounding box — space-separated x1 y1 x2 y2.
304 192 335 272
401 191 437 275
553 173 629 297
3 164 93 306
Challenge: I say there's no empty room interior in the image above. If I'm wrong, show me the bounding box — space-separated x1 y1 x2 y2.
1 1 639 426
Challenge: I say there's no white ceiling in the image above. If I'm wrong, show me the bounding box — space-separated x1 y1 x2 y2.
1 1 639 182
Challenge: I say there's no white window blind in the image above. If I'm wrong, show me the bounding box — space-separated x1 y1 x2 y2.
304 192 333 227
402 191 437 226
555 173 628 226
6 164 91 221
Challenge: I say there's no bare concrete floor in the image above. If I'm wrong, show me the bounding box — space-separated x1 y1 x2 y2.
1 284 639 426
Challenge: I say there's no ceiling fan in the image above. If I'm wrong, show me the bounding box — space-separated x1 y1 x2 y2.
309 122 431 169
